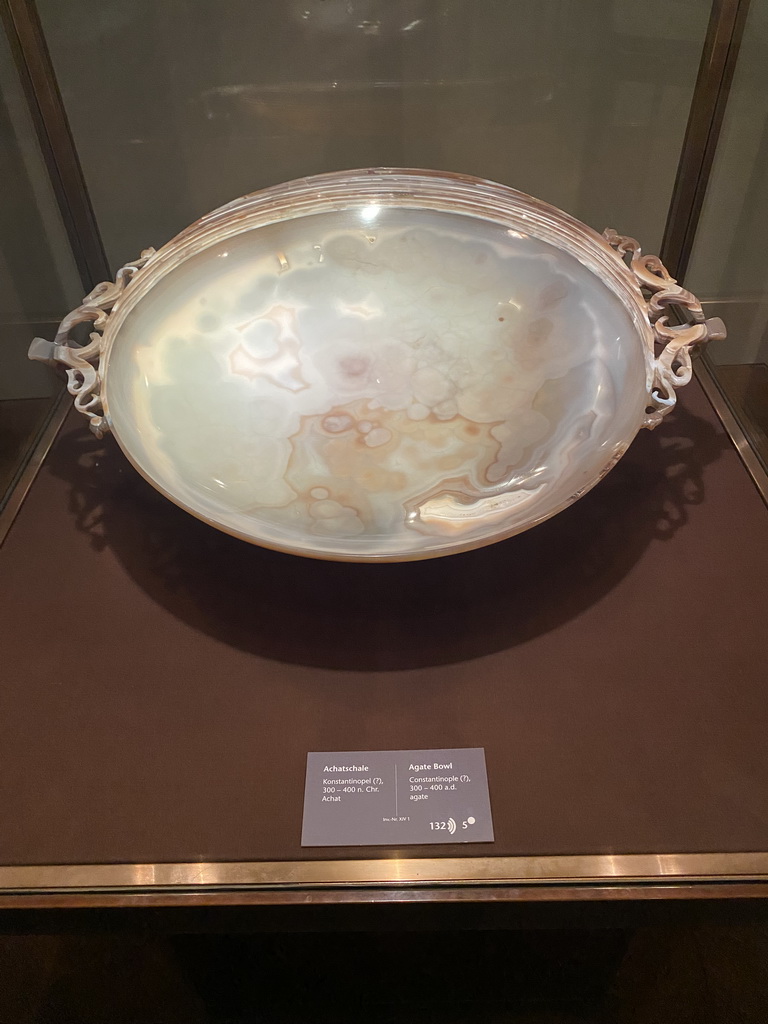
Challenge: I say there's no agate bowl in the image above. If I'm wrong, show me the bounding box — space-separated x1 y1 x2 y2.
30 169 725 561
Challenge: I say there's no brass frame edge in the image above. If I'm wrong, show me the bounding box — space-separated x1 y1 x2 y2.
1 852 768 896
5 883 768 908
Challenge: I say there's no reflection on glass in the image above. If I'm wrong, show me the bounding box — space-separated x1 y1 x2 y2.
687 1 768 471
0 24 82 506
36 0 709 268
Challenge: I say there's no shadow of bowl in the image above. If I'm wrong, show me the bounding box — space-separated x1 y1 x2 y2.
49 396 728 671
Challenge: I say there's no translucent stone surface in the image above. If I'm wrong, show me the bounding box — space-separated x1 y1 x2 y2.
106 205 648 559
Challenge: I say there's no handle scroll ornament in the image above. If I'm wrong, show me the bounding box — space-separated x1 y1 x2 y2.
603 229 726 429
28 249 156 438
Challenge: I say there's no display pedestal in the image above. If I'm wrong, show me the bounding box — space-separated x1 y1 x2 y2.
1 380 768 905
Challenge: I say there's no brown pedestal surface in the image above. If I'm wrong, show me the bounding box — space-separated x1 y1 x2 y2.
0 381 767 885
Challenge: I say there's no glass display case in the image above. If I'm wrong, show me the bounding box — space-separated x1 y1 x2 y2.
34 0 708 263
1 0 767 907
686 0 768 478
0 16 80 508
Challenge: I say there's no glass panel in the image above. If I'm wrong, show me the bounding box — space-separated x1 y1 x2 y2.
36 0 710 269
686 0 768 471
0 24 82 506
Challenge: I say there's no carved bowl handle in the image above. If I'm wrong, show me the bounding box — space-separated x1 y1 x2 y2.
603 229 726 429
28 249 156 437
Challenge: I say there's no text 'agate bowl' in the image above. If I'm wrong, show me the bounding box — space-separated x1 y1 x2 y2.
30 169 725 561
